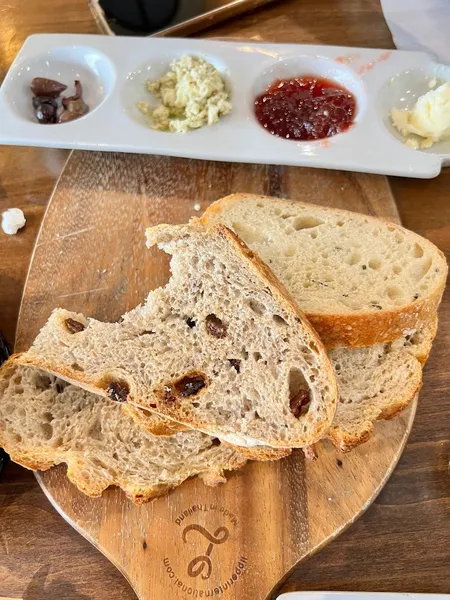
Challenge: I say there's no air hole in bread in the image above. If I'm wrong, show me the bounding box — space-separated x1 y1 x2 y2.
310 231 318 240
414 243 424 258
232 221 269 245
43 411 54 423
112 452 119 460
89 420 103 441
71 363 84 372
281 213 295 219
253 352 262 362
284 246 296 257
254 411 261 419
13 375 22 385
293 216 324 231
368 258 381 270
273 314 288 326
336 221 344 227
393 264 402 275
387 286 404 302
346 252 361 265
411 257 432 281
248 299 265 315
40 423 53 440
14 386 24 395
395 232 405 244
35 374 52 391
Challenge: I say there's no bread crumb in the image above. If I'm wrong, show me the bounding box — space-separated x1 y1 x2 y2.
193 203 201 212
1 208 26 235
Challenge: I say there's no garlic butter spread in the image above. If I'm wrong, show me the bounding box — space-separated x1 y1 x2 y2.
391 82 450 149
137 55 231 133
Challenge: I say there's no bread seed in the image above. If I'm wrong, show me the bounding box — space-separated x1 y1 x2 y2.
205 314 227 338
290 389 310 418
107 380 130 403
65 318 85 334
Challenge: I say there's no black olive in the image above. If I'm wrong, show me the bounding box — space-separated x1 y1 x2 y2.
35 102 57 124
32 96 57 110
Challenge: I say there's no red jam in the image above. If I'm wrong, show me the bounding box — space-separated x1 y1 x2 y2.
254 76 356 141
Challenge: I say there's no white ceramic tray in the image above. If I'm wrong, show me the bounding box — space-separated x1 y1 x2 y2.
1 34 450 178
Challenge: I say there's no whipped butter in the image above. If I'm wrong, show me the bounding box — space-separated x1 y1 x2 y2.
391 82 450 149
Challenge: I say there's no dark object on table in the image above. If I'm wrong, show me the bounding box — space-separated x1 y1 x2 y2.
0 331 10 477
93 0 277 37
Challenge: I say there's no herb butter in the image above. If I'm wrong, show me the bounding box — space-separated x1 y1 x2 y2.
138 55 231 133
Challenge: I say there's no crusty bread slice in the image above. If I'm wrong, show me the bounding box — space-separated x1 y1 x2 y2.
327 319 436 452
0 358 247 503
201 194 447 348
125 310 437 453
18 222 338 449
123 404 291 460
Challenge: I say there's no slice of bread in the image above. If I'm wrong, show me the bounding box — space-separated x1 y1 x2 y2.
202 194 447 348
123 404 292 460
327 319 436 452
18 222 338 449
0 358 247 503
128 319 436 453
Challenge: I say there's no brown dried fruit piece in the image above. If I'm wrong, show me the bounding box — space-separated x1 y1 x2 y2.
205 314 227 338
65 318 85 334
31 77 67 98
229 359 241 373
163 373 207 403
107 380 130 403
290 389 310 418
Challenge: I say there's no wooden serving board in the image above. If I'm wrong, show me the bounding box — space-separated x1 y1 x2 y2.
16 152 416 600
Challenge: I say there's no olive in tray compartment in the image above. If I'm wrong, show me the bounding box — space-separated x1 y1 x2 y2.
30 77 89 124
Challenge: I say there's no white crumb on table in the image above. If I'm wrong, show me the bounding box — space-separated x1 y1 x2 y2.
1 208 26 235
193 203 201 212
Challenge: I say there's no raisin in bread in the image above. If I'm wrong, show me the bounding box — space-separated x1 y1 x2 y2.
202 194 447 348
18 222 338 449
0 358 247 503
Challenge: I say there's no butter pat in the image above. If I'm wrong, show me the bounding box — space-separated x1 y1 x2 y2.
391 82 450 149
1 208 26 235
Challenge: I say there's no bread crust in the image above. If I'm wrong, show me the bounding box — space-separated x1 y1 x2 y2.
201 193 447 349
327 368 423 453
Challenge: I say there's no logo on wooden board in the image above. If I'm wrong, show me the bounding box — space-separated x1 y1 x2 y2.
163 503 248 596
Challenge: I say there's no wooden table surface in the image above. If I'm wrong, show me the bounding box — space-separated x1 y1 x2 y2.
0 1 449 599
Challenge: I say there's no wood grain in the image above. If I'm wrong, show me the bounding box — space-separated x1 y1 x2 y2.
1 0 449 599
14 151 415 600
